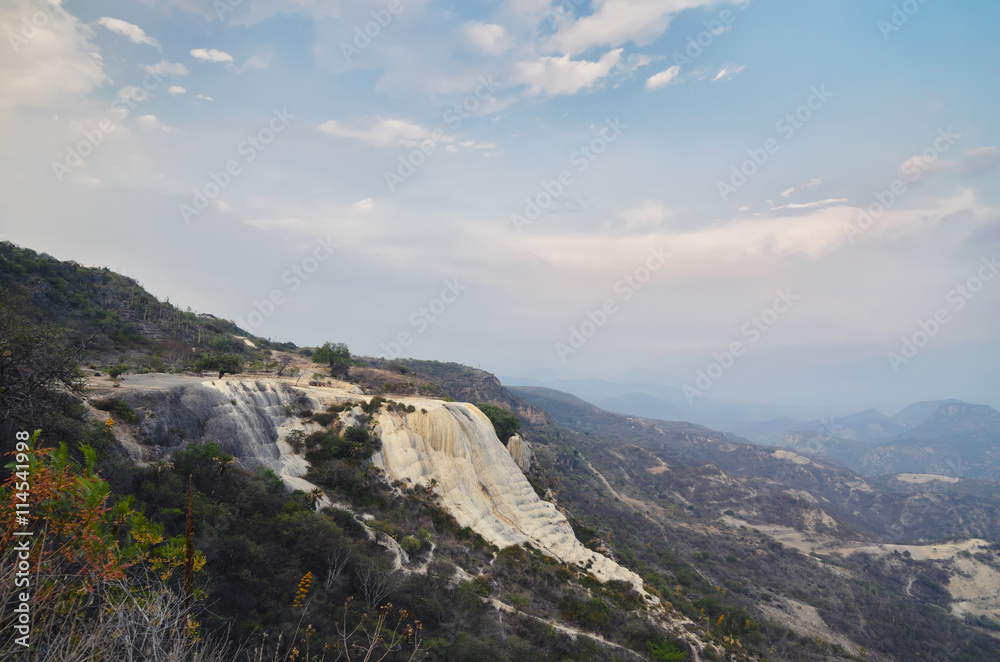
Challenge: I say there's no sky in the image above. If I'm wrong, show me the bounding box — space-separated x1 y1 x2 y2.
1 0 998 415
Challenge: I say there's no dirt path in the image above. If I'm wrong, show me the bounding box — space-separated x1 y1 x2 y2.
487 597 697 661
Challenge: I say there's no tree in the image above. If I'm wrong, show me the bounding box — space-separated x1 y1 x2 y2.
194 353 243 378
0 290 87 448
107 363 130 380
276 353 295 376
308 487 326 510
356 555 403 607
476 404 521 444
313 341 351 378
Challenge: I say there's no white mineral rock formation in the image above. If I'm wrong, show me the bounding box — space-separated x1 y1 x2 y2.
505 434 533 472
115 375 645 593
372 401 645 591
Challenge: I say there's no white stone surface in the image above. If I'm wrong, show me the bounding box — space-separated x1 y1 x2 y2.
373 401 644 590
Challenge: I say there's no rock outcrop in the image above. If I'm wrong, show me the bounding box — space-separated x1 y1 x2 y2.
505 434 533 471
372 401 644 590
110 374 645 592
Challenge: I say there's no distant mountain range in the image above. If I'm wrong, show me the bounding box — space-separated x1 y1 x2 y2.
502 377 1000 482
498 376 836 430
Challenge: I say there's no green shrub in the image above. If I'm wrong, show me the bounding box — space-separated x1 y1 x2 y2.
91 398 139 424
648 638 688 661
311 412 335 426
400 535 421 555
475 403 521 444
194 353 243 378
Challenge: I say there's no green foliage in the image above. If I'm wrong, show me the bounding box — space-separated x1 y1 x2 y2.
91 398 139 424
194 353 244 378
310 411 335 426
558 595 611 632
361 396 385 415
312 341 350 377
476 403 521 444
107 363 130 379
400 535 421 555
648 638 688 661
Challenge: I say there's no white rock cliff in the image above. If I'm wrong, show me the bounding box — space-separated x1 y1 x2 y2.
372 400 644 590
115 375 645 592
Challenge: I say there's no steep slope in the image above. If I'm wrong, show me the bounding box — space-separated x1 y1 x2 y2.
511 386 1000 543
373 400 645 590
0 241 287 365
513 388 1000 659
100 374 644 591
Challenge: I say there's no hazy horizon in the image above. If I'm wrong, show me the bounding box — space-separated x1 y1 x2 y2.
2 0 998 415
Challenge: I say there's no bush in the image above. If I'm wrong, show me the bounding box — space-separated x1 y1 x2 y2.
311 412 335 426
649 638 688 661
107 363 129 380
400 536 421 555
475 404 521 444
91 398 139 424
194 354 243 378
312 341 350 378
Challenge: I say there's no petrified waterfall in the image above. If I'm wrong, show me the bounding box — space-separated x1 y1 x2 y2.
119 375 645 592
372 401 644 590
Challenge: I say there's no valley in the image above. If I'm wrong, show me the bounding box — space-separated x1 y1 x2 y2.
3 242 1000 661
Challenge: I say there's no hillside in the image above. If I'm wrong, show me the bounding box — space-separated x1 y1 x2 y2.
832 403 1000 480
4 243 1000 661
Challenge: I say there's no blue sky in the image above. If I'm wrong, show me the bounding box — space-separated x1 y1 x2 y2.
1 0 998 413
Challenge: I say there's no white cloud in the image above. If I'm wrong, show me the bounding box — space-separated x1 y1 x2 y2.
353 198 374 210
136 114 179 132
712 64 746 81
97 17 160 49
137 114 161 130
513 49 622 96
461 21 508 54
191 48 233 63
780 177 825 198
145 60 189 75
317 117 438 146
958 146 1000 176
0 0 107 109
522 191 987 273
770 198 847 211
901 146 1000 179
196 94 215 101
646 66 680 89
116 86 143 101
241 52 272 70
614 202 672 231
168 85 187 95
550 0 717 55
